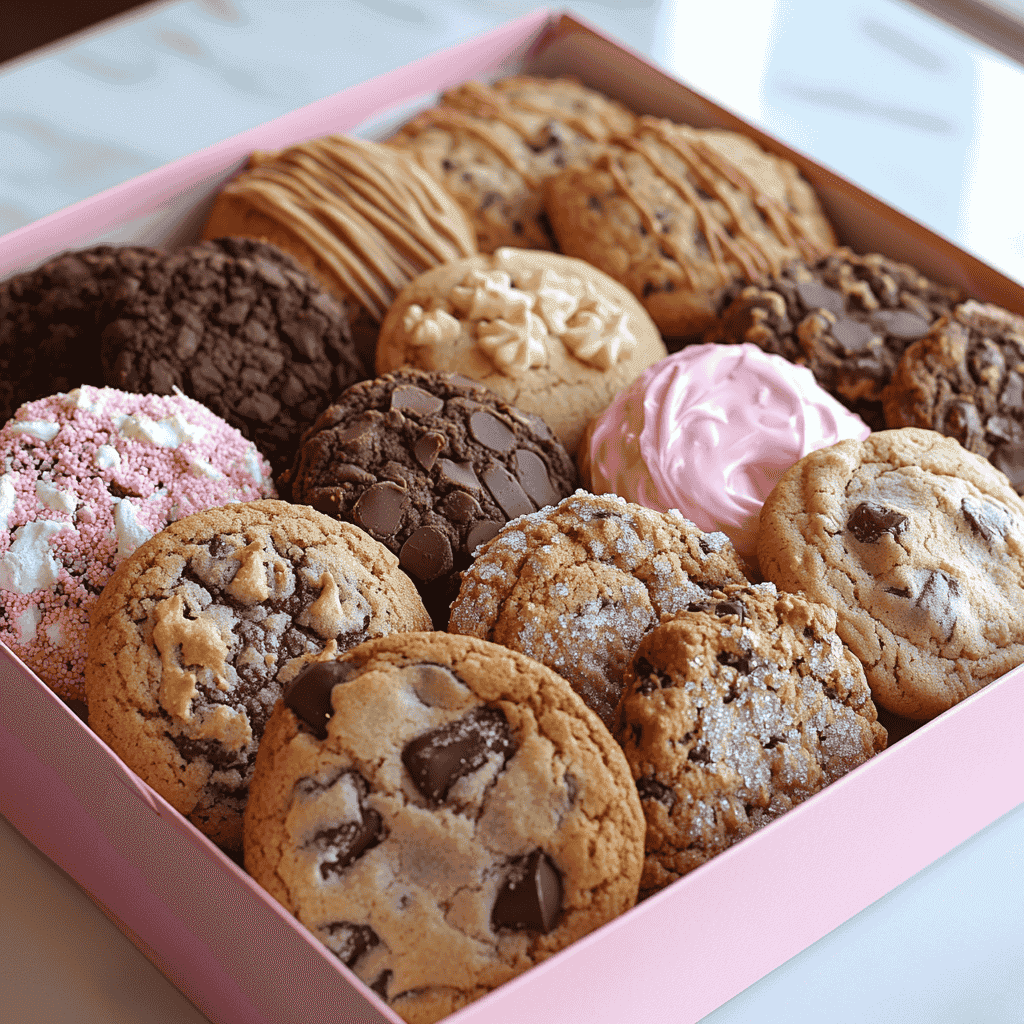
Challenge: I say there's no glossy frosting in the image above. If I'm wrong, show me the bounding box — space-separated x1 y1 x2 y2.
581 343 870 559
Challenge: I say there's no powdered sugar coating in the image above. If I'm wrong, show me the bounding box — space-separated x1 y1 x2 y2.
0 385 275 700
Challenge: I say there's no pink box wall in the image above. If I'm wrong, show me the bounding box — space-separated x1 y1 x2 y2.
2 12 1024 1024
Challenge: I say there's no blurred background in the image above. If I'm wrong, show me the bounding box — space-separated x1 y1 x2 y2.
2 3 1024 1024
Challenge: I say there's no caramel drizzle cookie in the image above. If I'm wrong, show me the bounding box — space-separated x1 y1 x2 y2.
758 428 1024 720
883 300 1024 490
243 632 644 1024
84 500 430 850
615 583 886 897
284 369 578 628
709 248 965 429
448 490 750 727
542 118 836 338
204 136 477 322
388 76 637 253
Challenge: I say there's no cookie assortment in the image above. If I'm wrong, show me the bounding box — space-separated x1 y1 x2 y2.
4 70 1024 1024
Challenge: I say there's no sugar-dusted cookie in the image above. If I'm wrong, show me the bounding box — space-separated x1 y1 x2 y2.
616 582 886 897
388 76 637 253
543 117 836 339
883 300 1024 491
375 247 667 456
84 499 430 850
244 631 644 1024
0 386 274 703
758 428 1024 720
284 369 578 628
709 248 965 429
201 136 478 369
0 244 159 423
448 491 749 727
100 238 365 477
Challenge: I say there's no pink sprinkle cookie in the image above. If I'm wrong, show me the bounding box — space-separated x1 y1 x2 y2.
0 385 275 701
580 343 870 561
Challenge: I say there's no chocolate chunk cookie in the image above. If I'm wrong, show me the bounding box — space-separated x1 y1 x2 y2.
0 245 159 423
388 76 637 253
100 238 365 476
84 499 431 850
883 300 1024 491
708 248 965 429
284 369 578 627
616 582 886 897
542 117 836 338
448 491 750 727
758 428 1024 720
244 631 644 1024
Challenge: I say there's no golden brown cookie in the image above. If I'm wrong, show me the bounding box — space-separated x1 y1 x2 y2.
615 582 886 898
387 76 637 252
84 499 430 850
375 248 667 456
448 490 750 727
543 117 837 338
244 631 644 1024
758 428 1024 720
202 134 477 368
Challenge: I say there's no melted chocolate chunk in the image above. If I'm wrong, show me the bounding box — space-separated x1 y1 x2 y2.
310 773 386 880
491 849 562 934
483 462 534 519
687 598 746 622
796 281 844 317
399 526 454 582
513 449 560 508
284 660 357 739
354 482 408 537
962 496 1013 544
369 970 392 1000
636 776 676 809
992 441 1024 492
402 705 516 804
717 649 751 675
465 520 501 555
391 384 444 415
321 922 379 968
413 431 446 470
847 501 908 544
916 570 961 641
869 308 930 340
469 410 517 452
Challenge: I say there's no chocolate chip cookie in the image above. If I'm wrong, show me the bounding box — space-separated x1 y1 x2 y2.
0 245 159 423
883 300 1024 491
388 76 637 253
244 631 644 1024
84 499 430 850
542 117 836 338
448 491 750 727
708 248 965 429
616 582 886 897
758 428 1024 720
284 369 578 628
100 238 365 476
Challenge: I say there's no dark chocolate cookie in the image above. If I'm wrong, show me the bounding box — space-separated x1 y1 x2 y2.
284 369 578 628
0 245 160 423
883 300 1024 492
100 238 365 477
707 248 964 429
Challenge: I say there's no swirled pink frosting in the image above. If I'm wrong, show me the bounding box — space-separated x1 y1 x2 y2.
581 343 870 560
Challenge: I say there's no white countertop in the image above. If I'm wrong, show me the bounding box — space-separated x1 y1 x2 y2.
1 2 1023 1022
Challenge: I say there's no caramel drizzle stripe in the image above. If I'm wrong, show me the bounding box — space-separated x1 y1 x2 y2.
647 122 828 264
446 79 619 141
631 132 777 280
400 107 542 187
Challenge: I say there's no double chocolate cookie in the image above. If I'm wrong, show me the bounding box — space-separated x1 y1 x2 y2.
84 500 430 850
708 248 964 429
244 631 644 1024
758 428 1024 719
448 491 750 727
0 245 159 423
100 238 365 476
883 300 1024 491
284 369 578 627
616 583 886 897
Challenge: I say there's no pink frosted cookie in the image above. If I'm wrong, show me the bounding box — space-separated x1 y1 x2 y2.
0 386 275 701
580 343 870 561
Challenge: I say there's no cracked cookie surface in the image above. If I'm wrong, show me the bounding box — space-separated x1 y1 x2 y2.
84 499 430 850
448 491 749 727
615 582 886 897
757 428 1024 719
375 248 667 456
243 631 644 1024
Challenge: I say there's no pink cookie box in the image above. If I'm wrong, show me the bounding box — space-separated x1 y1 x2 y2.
2 10 1023 1024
